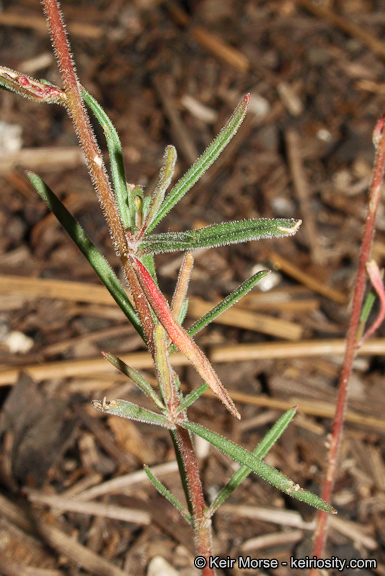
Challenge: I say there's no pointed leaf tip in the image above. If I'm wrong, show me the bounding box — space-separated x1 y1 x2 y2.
141 218 301 255
277 220 302 235
145 94 251 234
132 256 240 419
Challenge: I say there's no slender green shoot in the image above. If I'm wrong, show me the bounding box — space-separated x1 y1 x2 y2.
145 95 250 234
27 172 143 338
144 465 193 525
209 408 297 515
183 421 336 514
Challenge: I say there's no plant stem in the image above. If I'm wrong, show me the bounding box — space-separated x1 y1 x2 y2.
174 426 214 576
41 0 156 352
42 0 125 257
311 114 385 564
41 5 216 572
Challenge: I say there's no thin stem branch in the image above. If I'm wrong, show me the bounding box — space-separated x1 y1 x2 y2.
41 0 156 352
311 114 385 565
173 426 214 576
42 0 126 258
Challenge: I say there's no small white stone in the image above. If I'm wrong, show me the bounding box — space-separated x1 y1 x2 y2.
181 94 218 124
316 128 333 143
3 331 34 353
147 556 179 576
195 435 210 459
0 121 23 154
248 92 270 119
250 264 281 292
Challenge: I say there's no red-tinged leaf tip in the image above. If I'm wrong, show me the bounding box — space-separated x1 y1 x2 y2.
373 114 385 148
132 256 241 419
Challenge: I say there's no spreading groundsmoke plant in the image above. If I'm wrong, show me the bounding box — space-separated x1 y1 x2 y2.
13 1 385 575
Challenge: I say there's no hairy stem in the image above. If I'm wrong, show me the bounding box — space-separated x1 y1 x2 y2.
41 0 156 351
42 0 126 257
173 426 214 576
311 114 385 564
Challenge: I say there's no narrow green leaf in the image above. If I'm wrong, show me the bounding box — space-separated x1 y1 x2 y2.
183 421 336 514
140 253 158 286
359 260 385 342
140 218 301 255
358 287 376 341
144 145 177 231
209 408 297 515
145 95 250 234
92 398 173 428
102 353 164 411
169 270 270 354
177 383 208 413
176 298 189 325
360 289 376 325
144 465 193 525
80 87 135 232
27 172 144 339
143 195 152 218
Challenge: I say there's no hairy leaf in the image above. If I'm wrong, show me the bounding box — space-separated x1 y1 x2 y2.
145 95 250 234
102 353 164 410
144 145 177 231
92 398 172 428
27 172 143 338
140 218 301 255
132 256 240 419
183 421 336 514
80 87 135 231
209 408 297 514
0 66 65 104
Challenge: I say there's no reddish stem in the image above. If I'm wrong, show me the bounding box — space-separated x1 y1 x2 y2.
42 0 125 257
42 0 155 352
174 426 214 576
42 1 215 569
311 115 385 567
